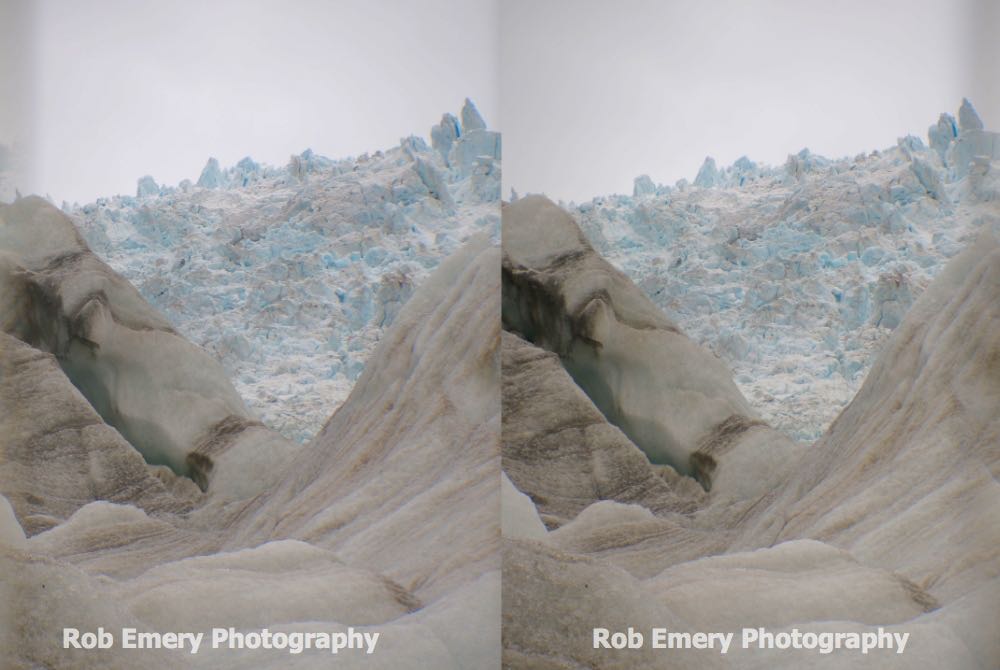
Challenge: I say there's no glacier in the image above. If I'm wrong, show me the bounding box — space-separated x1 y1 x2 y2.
69 98 500 443
500 100 1000 668
501 190 1000 670
568 99 1000 442
1 102 500 669
503 195 803 497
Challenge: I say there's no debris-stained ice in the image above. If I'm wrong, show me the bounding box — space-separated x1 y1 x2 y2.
1 104 501 669
501 154 1000 668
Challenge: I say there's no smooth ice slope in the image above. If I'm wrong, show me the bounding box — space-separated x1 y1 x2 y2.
70 100 500 442
570 100 1000 441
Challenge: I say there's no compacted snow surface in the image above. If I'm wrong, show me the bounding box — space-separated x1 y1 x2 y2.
564 100 999 441
70 100 499 442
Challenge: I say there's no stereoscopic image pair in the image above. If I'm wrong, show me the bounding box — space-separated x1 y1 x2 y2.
2 1 997 668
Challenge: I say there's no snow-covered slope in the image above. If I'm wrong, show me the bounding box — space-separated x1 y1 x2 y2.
562 99 999 441
70 99 500 442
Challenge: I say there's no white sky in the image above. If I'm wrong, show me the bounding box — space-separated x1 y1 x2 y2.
8 1 999 205
18 0 499 204
501 0 999 203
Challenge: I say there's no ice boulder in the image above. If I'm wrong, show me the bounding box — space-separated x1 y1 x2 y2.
730 155 759 185
286 147 331 179
784 152 805 183
502 540 725 670
469 154 501 202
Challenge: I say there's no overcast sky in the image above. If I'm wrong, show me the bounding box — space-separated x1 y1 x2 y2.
6 1 999 205
7 0 498 204
501 0 999 203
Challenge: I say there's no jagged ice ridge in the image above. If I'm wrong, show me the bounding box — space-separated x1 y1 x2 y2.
70 99 500 442
558 99 999 441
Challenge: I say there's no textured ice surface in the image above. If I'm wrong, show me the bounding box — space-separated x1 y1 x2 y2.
0 197 304 493
501 330 701 528
69 102 500 442
567 101 1000 441
3 100 500 667
501 182 1000 668
3 231 501 668
503 195 804 499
